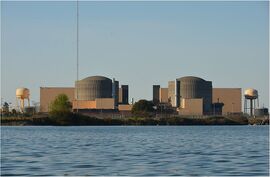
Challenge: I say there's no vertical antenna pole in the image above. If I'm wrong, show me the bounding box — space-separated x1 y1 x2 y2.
76 0 79 113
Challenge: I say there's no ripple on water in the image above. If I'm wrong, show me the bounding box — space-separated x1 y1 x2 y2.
1 126 269 176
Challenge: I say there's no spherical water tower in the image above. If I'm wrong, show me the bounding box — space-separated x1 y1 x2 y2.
244 88 258 116
16 88 30 112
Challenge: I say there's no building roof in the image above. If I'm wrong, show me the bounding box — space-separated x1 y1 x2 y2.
177 76 206 82
80 76 111 82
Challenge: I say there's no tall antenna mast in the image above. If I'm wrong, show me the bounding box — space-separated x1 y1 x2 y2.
76 0 79 113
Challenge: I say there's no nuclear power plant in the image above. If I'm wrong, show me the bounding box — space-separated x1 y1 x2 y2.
154 76 242 116
37 74 268 117
153 76 268 116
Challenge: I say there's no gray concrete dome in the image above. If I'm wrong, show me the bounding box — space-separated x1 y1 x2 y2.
177 76 205 82
75 76 112 100
177 76 212 114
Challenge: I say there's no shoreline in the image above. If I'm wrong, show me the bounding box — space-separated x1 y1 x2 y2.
1 115 269 126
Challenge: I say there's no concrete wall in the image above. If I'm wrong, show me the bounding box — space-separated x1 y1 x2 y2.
75 76 112 101
121 85 129 104
179 98 203 115
118 104 133 111
73 98 115 110
72 100 96 109
119 85 129 104
112 80 119 107
96 98 115 109
177 77 212 114
119 88 123 103
159 88 168 103
212 88 242 115
153 85 160 104
168 81 176 107
40 87 74 112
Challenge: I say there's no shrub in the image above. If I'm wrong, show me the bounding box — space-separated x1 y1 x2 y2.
131 100 154 117
49 94 72 118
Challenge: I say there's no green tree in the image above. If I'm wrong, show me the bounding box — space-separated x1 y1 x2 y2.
131 99 154 117
11 109 17 116
2 102 9 116
49 94 72 117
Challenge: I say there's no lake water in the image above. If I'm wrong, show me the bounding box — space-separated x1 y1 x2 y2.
1 126 269 176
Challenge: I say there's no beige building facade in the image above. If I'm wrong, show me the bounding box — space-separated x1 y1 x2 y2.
72 100 96 109
96 98 115 109
168 81 176 107
72 98 115 110
159 88 168 103
212 88 242 115
40 87 75 112
179 98 203 115
118 104 133 111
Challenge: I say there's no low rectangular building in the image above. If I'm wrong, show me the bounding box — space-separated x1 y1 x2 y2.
179 98 203 116
212 88 242 115
118 104 133 111
96 98 115 109
40 87 74 112
73 98 115 110
72 100 96 109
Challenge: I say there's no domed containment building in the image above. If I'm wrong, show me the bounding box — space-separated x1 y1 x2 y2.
73 76 115 110
176 76 212 115
75 76 112 100
40 75 130 112
159 76 242 115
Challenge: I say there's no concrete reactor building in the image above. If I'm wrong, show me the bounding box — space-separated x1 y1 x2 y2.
75 76 112 101
40 75 131 113
153 76 242 116
177 76 212 115
73 76 116 110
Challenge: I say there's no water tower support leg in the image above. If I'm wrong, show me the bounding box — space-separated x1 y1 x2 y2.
250 99 253 116
244 99 246 114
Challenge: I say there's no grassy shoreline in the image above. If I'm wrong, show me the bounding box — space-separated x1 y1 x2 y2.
1 114 268 126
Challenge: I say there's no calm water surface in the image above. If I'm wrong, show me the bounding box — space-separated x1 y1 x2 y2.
1 126 269 176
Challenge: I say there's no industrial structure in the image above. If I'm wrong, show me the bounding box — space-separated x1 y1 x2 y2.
153 85 160 105
75 76 113 101
153 76 242 116
119 85 129 104
16 88 30 112
254 108 269 116
40 76 131 113
112 79 119 107
40 87 74 112
244 88 259 116
177 76 213 115
39 74 267 117
212 88 242 115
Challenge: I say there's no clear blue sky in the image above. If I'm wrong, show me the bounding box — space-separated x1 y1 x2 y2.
1 1 269 109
